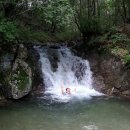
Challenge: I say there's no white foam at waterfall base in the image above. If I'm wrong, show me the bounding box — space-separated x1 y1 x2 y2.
35 46 103 102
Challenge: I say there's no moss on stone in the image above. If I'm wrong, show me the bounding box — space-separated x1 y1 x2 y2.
9 65 29 91
17 68 29 91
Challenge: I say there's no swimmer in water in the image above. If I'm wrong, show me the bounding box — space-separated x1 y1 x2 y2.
61 86 76 95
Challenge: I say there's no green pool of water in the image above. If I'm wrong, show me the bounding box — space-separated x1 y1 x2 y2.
0 97 130 130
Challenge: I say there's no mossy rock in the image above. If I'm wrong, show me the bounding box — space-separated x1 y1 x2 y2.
8 59 32 99
9 66 29 91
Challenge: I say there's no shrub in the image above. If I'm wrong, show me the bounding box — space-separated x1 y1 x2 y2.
0 19 18 44
110 33 129 43
124 54 130 68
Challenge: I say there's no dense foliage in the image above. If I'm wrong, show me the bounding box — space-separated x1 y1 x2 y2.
0 19 18 43
0 0 130 43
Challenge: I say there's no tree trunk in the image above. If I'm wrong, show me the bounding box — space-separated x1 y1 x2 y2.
122 0 127 23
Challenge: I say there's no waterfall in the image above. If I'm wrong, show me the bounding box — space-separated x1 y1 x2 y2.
35 46 102 102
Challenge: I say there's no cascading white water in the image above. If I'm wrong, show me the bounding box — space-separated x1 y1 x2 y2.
35 46 102 102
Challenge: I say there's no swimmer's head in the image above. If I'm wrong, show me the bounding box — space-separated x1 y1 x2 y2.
66 88 71 94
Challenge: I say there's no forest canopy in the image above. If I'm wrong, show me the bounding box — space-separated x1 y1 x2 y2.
0 0 130 43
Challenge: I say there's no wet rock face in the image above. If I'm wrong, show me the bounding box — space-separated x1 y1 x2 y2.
47 49 59 72
0 44 33 99
72 61 87 81
87 53 130 97
0 54 13 72
0 46 15 99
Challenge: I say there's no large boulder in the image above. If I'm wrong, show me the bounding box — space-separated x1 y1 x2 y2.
8 44 32 99
9 59 32 99
0 44 33 99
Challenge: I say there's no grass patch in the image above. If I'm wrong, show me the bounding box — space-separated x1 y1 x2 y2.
111 47 129 58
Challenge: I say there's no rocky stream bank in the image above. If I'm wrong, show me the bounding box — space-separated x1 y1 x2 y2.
0 41 130 100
